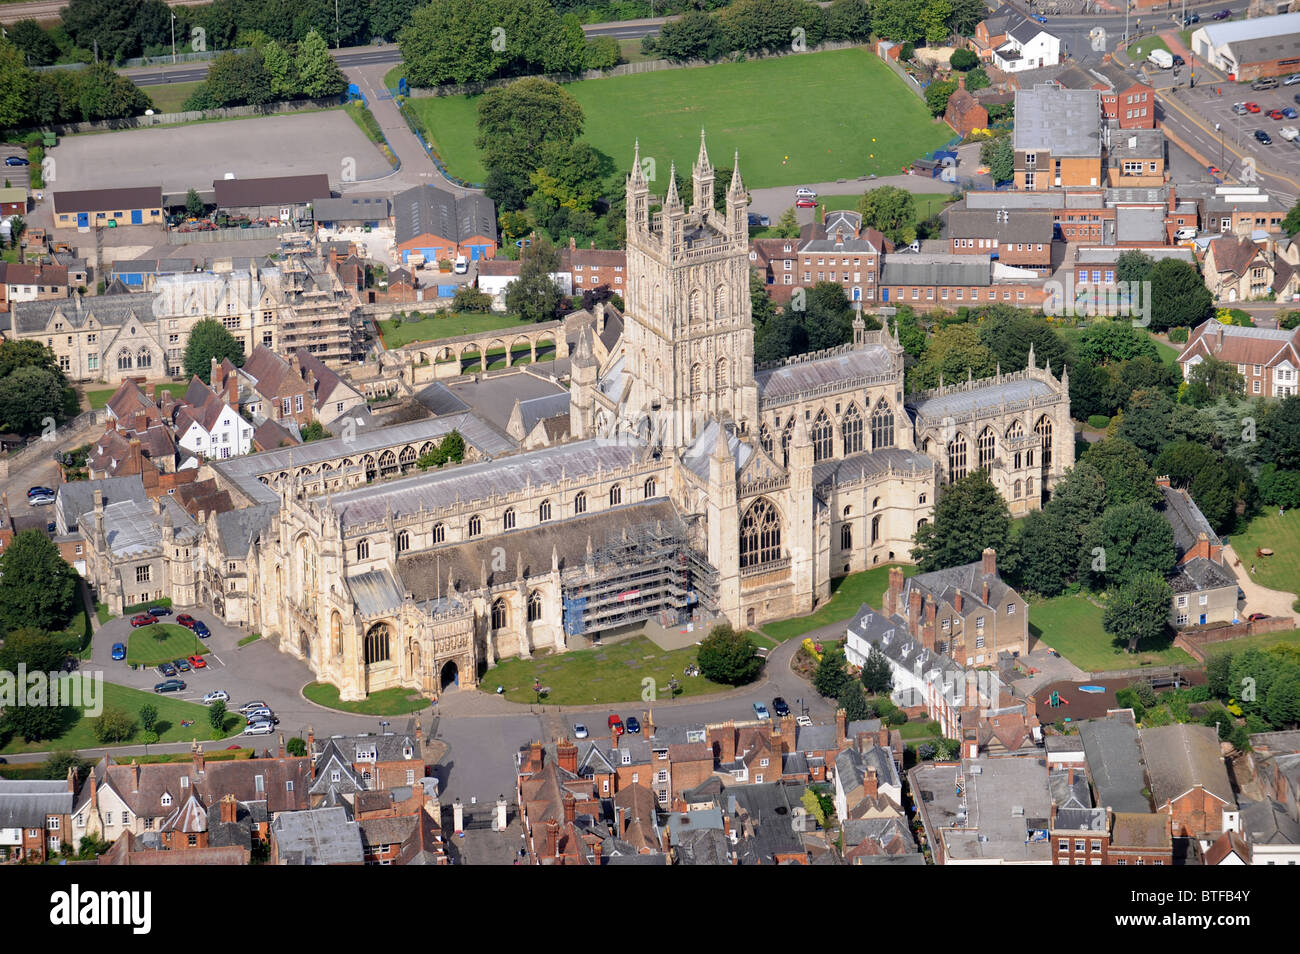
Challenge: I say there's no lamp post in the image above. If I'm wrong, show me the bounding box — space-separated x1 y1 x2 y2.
171 13 176 66
1216 123 1223 172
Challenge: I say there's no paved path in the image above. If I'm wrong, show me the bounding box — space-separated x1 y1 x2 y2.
747 174 962 224
1223 543 1298 619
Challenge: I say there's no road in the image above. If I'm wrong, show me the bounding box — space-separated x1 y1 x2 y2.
0 0 207 25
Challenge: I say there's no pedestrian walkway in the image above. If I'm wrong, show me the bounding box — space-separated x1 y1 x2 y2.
1223 544 1298 619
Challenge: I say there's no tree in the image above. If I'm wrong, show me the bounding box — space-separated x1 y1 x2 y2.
1258 465 1300 510
476 77 583 211
183 319 245 383
1116 388 1175 462
801 787 827 826
949 47 977 70
653 9 727 61
8 20 57 66
1115 250 1155 287
924 79 957 117
774 206 801 238
813 645 850 699
965 66 990 91
1076 319 1158 366
802 281 857 352
0 530 79 634
184 187 205 218
1265 673 1300 729
1011 508 1080 596
44 751 92 786
1184 354 1244 405
287 736 308 757
1082 502 1175 588
861 645 893 694
873 0 924 43
200 49 274 107
0 366 70 434
208 700 228 734
3 703 71 744
718 0 825 54
979 136 1013 184
1149 259 1214 333
1153 441 1220 489
910 323 997 391
139 704 159 735
857 186 917 246
1104 571 1172 653
505 236 564 323
826 0 873 40
912 470 1011 572
295 29 346 98
696 622 763 685
976 307 1067 373
416 429 466 469
0 627 68 674
262 38 298 98
839 680 871 722
93 707 136 744
1283 199 1300 237
921 0 954 43
1190 458 1255 535
1260 396 1300 472
584 35 620 70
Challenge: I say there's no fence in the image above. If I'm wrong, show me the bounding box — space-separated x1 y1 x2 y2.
13 96 346 139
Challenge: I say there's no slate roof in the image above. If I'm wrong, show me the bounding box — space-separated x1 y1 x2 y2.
812 448 935 490
1140 723 1235 809
755 345 896 401
906 376 1058 422
272 807 364 865
349 569 405 617
948 209 1054 244
53 186 162 214
56 474 148 532
12 290 156 335
0 781 74 828
727 781 808 864
1079 716 1151 813
312 195 390 222
1014 85 1102 157
310 723 424 766
681 420 754 480
213 503 277 557
1239 798 1300 845
102 496 199 557
1158 484 1221 561
213 174 330 209
394 185 496 245
415 382 471 416
1168 556 1236 594
880 254 992 287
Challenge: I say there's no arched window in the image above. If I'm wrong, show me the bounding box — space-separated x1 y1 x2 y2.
714 284 728 318
715 357 728 390
466 514 482 537
871 514 881 545
739 498 782 569
433 523 445 544
539 499 552 522
690 363 703 394
781 419 794 468
1013 479 1023 498
527 590 542 623
396 530 410 553
399 445 417 470
1026 449 1035 468
574 492 587 515
948 436 968 482
842 404 864 455
1026 476 1035 497
609 484 622 506
1006 419 1024 440
689 288 703 323
1035 415 1053 467
137 348 152 369
643 477 656 498
379 450 398 476
812 409 832 462
760 424 773 458
917 518 929 531
978 428 995 470
870 400 895 450
364 623 390 664
363 456 377 482
331 612 342 658
491 597 507 631
841 523 852 551
117 350 133 371
356 539 370 560
503 507 516 531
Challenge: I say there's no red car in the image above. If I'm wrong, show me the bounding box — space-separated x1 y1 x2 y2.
607 713 624 736
1244 102 1261 113
188 654 207 669
130 614 157 627
1208 165 1223 177
1248 613 1271 621
177 614 197 628
795 198 817 208
1267 109 1285 120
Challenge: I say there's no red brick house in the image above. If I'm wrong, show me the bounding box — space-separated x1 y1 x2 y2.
1140 723 1236 839
0 262 69 312
353 785 448 865
945 76 989 137
307 722 429 792
232 346 316 429
0 776 76 863
947 208 1054 272
1178 320 1300 399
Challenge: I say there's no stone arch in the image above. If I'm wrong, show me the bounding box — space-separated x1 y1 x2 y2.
362 455 377 482
117 349 133 371
378 449 398 476
136 347 153 369
399 445 417 470
485 338 506 370
739 497 783 569
871 514 881 544
503 507 516 530
1006 419 1024 440
527 589 543 623
364 622 391 665
441 659 459 690
691 362 704 394
643 477 657 498
491 597 508 630
510 334 533 366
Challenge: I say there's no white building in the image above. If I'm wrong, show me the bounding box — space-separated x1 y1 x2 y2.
175 378 254 461
1191 12 1300 80
993 20 1062 73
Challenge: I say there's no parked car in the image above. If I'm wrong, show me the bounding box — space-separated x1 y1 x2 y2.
573 722 589 739
1283 107 1299 119
796 715 813 727
1244 102 1261 113
1256 129 1273 144
795 198 817 208
192 621 210 638
1248 613 1271 621
157 662 177 677
176 614 197 628
29 494 56 506
625 715 641 734
1267 109 1285 120
1285 73 1300 86
130 614 157 627
1282 126 1300 142
746 212 771 227
1211 9 1231 19
244 707 274 722
173 658 191 673
243 721 275 736
4 156 29 166
1232 102 1249 115
148 606 173 617
1033 14 1047 23
238 700 269 714
1172 54 1185 67
1252 76 1280 91
202 690 229 705
111 643 126 661
795 187 817 199
772 697 791 717
1183 12 1200 23
752 701 771 721
609 717 625 737
1175 226 1198 240
27 486 54 498
188 654 207 669
247 714 279 727
153 679 186 693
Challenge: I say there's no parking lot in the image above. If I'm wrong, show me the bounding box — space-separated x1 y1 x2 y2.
45 111 390 195
1 144 34 193
1174 81 1300 186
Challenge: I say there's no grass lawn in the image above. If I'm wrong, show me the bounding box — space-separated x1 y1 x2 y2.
484 636 729 705
303 682 430 715
1204 627 1300 657
0 676 240 755
618 38 657 65
763 563 918 641
85 382 186 410
1128 36 1171 61
407 47 951 188
899 720 942 741
1 247 19 264
1029 594 1195 671
818 192 956 222
238 633 262 647
1230 507 1300 598
146 80 203 114
126 624 208 666
1148 331 1181 365
385 65 405 89
376 312 533 349
95 603 114 625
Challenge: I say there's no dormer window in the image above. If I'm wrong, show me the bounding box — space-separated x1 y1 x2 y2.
403 746 413 759
621 752 632 765
161 793 172 807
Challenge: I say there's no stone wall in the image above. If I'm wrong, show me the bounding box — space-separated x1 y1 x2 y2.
1173 615 1298 662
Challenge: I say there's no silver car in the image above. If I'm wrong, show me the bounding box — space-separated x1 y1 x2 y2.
202 690 230 705
243 721 275 736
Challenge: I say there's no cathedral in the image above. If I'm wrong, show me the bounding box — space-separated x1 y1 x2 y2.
206 134 1073 700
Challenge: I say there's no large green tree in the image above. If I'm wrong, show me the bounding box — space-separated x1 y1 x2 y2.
0 531 79 634
183 319 245 383
0 627 69 674
1103 571 1173 653
858 186 917 246
1011 508 1080 596
1082 502 1176 588
1185 354 1245 405
912 470 1011 572
979 136 1013 184
976 307 1067 373
1149 259 1214 333
505 236 564 323
861 645 893 695
7 20 58 66
1080 437 1161 509
0 39 35 131
652 9 727 61
1076 319 1159 367
813 645 851 699
0 366 70 435
295 29 346 98
476 77 583 211
697 622 763 686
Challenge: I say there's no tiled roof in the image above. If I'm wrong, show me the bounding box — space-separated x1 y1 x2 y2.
1079 716 1150 814
1140 723 1234 808
272 807 364 865
1179 320 1299 370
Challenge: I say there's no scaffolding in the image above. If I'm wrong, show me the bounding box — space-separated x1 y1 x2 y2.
561 521 718 638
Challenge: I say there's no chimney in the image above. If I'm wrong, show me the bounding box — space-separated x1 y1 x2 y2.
557 738 578 775
719 722 736 763
209 356 219 387
957 73 966 90
562 790 576 825
220 794 238 824
863 767 879 799
1156 474 1171 489
982 580 990 605
855 730 871 753
131 760 140 792
908 588 922 638
982 547 996 578
611 725 620 751
545 818 560 859
1068 766 1075 786
592 839 602 865
644 710 655 740
924 595 937 649
885 566 904 617
278 733 286 758
1216 324 1224 351
955 590 963 614
145 382 156 403
414 718 421 747
528 740 543 770
192 740 205 775
569 236 577 251
878 726 890 749
67 765 78 794
307 725 315 757
836 708 847 747
129 437 143 474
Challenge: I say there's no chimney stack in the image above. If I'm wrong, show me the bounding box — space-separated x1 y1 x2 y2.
955 590 963 614
592 839 602 865
562 790 576 825
885 566 904 617
836 708 847 747
192 740 205 775
908 588 922 638
145 382 156 403
982 547 997 578
221 794 238 824
924 595 937 649
545 818 560 860
528 740 543 770
863 767 879 799
132 760 140 792
557 738 578 775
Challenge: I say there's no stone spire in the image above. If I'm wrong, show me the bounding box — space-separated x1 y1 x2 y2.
665 163 681 209
729 151 745 196
630 139 645 185
711 423 732 461
696 129 710 171
1027 341 1036 370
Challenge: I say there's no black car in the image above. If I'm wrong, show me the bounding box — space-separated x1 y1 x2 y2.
1212 8 1231 19
1172 54 1185 67
625 715 641 734
772 697 791 717
148 606 173 617
1256 129 1273 144
27 486 55 498
1183 12 1199 24
153 679 186 693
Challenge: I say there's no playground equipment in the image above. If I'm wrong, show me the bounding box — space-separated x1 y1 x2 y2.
1079 685 1106 693
1047 691 1070 707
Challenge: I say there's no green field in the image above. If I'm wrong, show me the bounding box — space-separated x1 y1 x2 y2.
1128 36 1171 61
85 382 186 410
407 47 951 189
0 676 239 755
376 312 536 349
303 682 430 715
127 624 208 666
483 636 729 705
763 563 919 641
819 192 956 222
1029 594 1195 671
1231 507 1300 598
146 80 203 114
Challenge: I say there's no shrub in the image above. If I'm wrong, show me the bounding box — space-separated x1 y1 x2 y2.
1087 414 1111 430
1168 326 1189 343
93 707 136 744
696 622 763 686
1134 682 1157 709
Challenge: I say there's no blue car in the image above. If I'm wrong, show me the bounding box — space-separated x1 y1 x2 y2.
1283 107 1299 119
111 643 126 661
148 606 173 617
192 621 210 638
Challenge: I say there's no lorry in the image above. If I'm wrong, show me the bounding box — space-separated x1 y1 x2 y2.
1147 48 1174 70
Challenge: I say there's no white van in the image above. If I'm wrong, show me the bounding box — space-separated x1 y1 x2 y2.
1174 226 1197 241
454 255 469 274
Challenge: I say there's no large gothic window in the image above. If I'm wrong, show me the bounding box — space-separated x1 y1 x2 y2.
739 498 782 569
715 357 728 390
137 348 152 369
491 597 507 631
609 484 622 506
503 507 516 530
948 436 968 482
871 514 881 544
396 530 410 553
811 409 833 462
399 445 417 471
870 400 895 450
1036 415 1053 468
714 284 728 318
433 523 445 543
781 419 794 468
574 492 587 515
760 424 773 458
468 514 482 537
1006 419 1024 440
842 404 864 455
379 450 398 476
527 590 542 622
117 350 133 371
978 428 995 471
356 539 370 560
691 363 703 394
841 523 852 551
644 477 656 498
689 288 703 324
364 623 390 665
539 499 552 522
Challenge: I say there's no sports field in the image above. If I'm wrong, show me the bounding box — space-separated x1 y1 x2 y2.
408 47 952 189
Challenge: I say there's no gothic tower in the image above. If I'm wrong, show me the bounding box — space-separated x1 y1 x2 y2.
622 132 759 450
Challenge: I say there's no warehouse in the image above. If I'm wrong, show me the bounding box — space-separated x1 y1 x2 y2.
212 173 331 223
1191 12 1300 81
52 186 164 229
